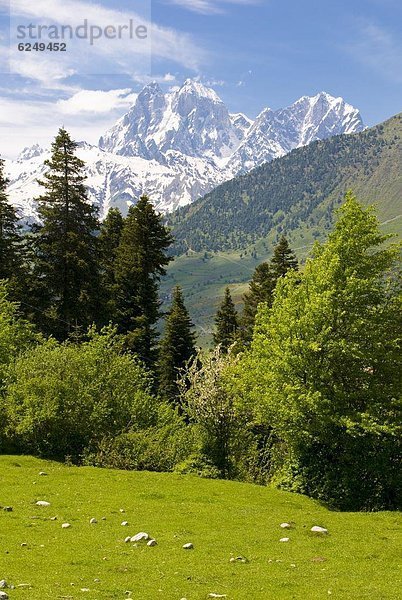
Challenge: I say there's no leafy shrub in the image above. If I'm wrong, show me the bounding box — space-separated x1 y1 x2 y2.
83 403 194 472
4 327 156 460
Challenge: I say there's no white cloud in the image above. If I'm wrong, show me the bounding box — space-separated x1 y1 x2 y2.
347 21 402 84
6 0 205 86
0 87 139 158
165 0 259 16
57 89 137 114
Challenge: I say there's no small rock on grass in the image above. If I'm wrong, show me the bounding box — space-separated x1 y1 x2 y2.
208 594 227 598
280 522 292 529
36 501 50 507
279 537 290 542
229 556 248 563
121 521 129 527
0 591 9 600
89 518 97 524
0 582 7 589
311 526 328 534
130 532 149 542
62 523 71 529
147 539 157 547
39 471 47 476
3 507 12 512
182 543 193 550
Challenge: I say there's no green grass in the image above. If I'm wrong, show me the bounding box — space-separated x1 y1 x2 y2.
0 456 401 599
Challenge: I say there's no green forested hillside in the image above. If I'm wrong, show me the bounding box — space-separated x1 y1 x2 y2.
168 113 402 253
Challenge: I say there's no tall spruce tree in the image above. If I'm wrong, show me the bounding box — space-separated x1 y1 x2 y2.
159 285 196 403
271 234 298 277
240 235 298 345
98 207 124 325
31 128 100 339
0 158 23 287
213 287 238 352
114 195 173 366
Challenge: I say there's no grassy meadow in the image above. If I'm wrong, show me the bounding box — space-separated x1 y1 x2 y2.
0 456 400 600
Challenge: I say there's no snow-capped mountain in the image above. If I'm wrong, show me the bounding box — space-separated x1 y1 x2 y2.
5 80 364 220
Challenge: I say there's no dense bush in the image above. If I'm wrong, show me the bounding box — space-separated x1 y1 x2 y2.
83 403 194 472
3 327 156 460
0 281 40 453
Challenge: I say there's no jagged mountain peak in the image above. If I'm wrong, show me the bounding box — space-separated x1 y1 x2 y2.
178 78 222 103
7 79 365 219
17 143 44 162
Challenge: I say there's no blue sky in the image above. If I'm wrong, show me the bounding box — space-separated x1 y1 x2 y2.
0 0 401 157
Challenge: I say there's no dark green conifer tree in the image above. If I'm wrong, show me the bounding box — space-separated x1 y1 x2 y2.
0 158 23 288
240 235 298 345
241 262 276 344
213 287 238 352
98 207 124 325
159 285 196 403
31 128 100 339
271 234 298 277
114 195 173 366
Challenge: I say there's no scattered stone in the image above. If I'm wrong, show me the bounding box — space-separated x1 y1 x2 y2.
3 507 12 512
230 555 248 563
36 501 50 507
20 543 28 547
0 591 9 599
147 539 157 547
183 543 194 550
89 518 97 524
130 532 149 542
311 526 328 534
208 595 226 598
80 588 90 592
124 536 131 543
119 508 125 513
0 581 7 589
101 517 106 521
39 471 47 476
50 516 57 521
280 522 292 529
62 523 71 529
121 521 129 526
93 579 100 583
279 537 289 542
290 564 296 568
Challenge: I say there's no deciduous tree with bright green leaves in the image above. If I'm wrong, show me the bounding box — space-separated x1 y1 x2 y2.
246 192 401 510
